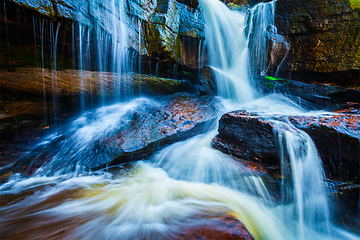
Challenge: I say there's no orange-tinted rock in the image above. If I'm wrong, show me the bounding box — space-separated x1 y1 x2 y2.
99 94 219 169
176 215 254 240
0 68 190 98
212 110 360 182
289 113 360 181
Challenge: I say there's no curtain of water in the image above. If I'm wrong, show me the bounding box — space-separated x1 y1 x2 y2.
200 0 256 102
246 0 276 75
59 0 130 112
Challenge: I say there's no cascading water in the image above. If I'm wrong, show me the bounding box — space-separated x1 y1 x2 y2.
200 0 256 102
75 0 130 108
246 0 276 75
1 0 360 239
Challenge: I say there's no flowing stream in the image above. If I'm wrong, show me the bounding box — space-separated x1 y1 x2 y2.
1 0 360 239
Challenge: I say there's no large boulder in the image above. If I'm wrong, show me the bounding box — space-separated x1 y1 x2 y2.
4 94 219 175
212 110 360 182
275 0 360 86
212 111 279 166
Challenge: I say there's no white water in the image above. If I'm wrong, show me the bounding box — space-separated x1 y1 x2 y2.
246 0 276 75
1 0 360 240
76 0 130 109
201 0 256 102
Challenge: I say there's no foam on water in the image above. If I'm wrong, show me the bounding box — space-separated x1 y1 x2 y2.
1 0 360 239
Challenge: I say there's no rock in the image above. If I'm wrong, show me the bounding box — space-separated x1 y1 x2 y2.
328 179 360 231
264 33 289 76
199 66 217 95
5 94 219 175
275 0 360 86
212 110 360 182
4 0 205 80
176 214 255 240
0 68 191 98
289 114 360 181
212 111 279 166
140 0 204 70
256 76 360 110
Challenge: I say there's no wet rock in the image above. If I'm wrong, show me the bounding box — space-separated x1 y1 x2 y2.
212 111 279 167
289 114 360 182
256 76 360 110
176 214 255 240
97 94 219 169
327 179 360 231
140 0 204 71
6 94 219 175
199 66 217 95
4 0 205 80
264 33 289 76
275 0 360 86
212 110 360 182
0 68 191 97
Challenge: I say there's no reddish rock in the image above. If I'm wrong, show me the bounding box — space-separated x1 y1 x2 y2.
289 113 360 181
212 110 360 182
100 94 219 169
176 214 254 240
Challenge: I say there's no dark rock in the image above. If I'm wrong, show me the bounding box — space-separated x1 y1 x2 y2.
265 34 290 76
212 109 360 182
275 0 360 86
212 111 279 166
289 114 360 181
98 94 219 169
256 76 360 110
199 66 217 95
4 0 205 76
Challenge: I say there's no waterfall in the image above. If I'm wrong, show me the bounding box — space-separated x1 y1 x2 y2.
200 0 256 102
75 0 130 108
246 0 276 75
1 0 360 240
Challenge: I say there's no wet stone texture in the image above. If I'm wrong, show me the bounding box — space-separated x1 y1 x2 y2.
289 113 360 182
99 94 219 169
212 109 360 182
4 94 219 176
176 214 255 240
256 76 360 110
275 0 360 86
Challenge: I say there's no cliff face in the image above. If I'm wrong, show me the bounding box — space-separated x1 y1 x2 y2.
5 0 204 75
275 0 360 87
3 0 359 87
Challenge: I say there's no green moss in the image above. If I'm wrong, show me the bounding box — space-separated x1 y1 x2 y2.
265 76 282 81
350 0 360 10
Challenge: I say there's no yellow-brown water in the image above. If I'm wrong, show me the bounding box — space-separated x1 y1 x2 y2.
0 162 289 240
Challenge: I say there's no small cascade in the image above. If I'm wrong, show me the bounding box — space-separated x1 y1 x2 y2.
246 0 276 75
152 130 271 199
275 120 332 239
75 0 130 109
200 0 256 102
